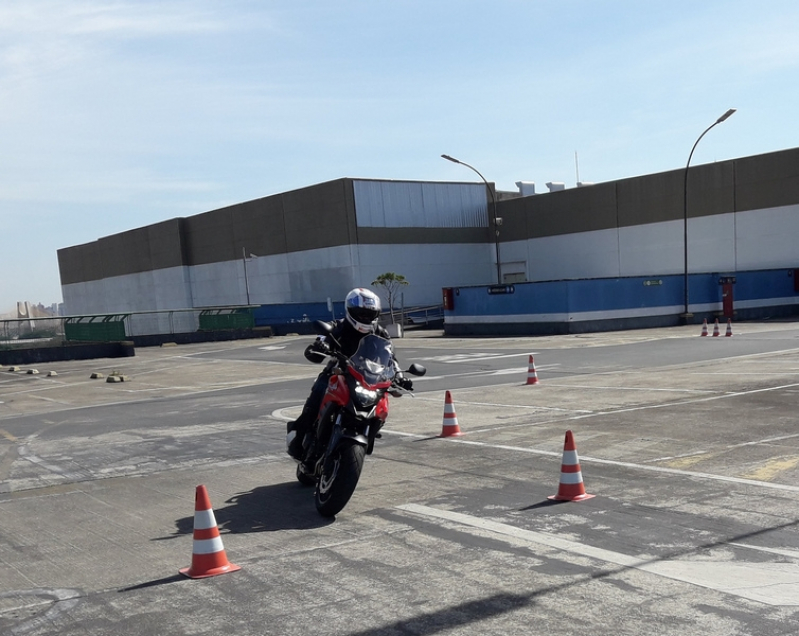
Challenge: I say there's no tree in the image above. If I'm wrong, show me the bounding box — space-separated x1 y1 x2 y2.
371 272 409 324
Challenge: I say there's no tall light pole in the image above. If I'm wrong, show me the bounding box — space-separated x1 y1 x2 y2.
242 247 252 305
681 108 736 321
441 154 502 285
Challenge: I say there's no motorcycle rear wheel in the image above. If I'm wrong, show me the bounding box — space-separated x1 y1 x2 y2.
315 439 365 517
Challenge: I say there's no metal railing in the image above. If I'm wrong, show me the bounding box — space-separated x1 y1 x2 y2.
0 316 64 348
0 307 253 349
0 303 444 349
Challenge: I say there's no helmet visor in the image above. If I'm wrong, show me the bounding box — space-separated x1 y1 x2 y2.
349 307 380 324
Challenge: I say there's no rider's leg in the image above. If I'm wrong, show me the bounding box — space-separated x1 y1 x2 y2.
287 371 330 460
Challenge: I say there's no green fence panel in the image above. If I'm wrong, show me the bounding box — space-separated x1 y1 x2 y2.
198 310 254 331
65 320 127 342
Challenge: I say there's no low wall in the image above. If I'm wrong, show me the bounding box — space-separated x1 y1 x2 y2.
444 268 799 336
0 341 135 365
130 327 273 347
0 326 275 364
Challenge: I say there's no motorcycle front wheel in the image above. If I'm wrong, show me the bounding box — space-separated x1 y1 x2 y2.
315 439 366 517
296 463 316 486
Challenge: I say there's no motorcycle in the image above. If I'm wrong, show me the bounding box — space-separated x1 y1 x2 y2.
296 320 426 517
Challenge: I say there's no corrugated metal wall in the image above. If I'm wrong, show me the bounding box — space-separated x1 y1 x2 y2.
353 180 489 228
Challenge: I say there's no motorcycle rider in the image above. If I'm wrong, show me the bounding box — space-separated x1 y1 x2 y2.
286 287 413 461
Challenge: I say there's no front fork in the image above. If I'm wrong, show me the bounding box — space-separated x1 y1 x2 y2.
307 408 372 475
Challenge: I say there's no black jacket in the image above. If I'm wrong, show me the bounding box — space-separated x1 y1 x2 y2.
305 319 392 363
329 319 390 357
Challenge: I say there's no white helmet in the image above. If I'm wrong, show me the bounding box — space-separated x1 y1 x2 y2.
345 288 381 333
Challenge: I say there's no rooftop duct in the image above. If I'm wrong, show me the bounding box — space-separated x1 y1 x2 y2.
515 181 536 196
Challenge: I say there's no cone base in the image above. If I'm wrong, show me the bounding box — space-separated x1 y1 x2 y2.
180 562 241 579
547 493 595 502
526 378 539 385
438 430 464 438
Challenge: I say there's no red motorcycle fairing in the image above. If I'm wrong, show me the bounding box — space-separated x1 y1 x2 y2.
320 372 390 423
375 394 389 421
320 373 350 412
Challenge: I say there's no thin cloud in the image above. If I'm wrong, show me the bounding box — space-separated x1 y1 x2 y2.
0 1 233 37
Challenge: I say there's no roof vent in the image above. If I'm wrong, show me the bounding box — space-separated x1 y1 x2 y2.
546 182 565 192
515 181 536 196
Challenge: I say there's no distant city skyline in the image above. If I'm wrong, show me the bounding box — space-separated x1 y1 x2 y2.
1 301 63 319
3 1 799 310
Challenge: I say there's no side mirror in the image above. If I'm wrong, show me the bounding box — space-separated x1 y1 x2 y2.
314 320 334 336
407 363 426 377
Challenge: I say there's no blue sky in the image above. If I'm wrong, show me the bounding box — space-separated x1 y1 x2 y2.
2 0 799 312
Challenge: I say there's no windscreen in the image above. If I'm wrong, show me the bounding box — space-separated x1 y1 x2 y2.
349 334 396 386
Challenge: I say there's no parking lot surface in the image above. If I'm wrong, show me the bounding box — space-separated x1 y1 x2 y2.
2 321 799 634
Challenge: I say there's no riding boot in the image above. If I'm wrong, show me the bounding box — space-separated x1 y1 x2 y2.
287 369 330 461
286 396 321 460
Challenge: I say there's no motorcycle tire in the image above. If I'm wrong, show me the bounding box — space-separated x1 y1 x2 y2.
296 463 316 486
314 439 366 517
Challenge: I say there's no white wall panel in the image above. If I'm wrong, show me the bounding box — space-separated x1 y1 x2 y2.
285 245 357 303
689 213 737 273
62 267 193 315
618 219 681 277
355 243 493 306
190 261 247 307
525 229 621 281
735 204 799 270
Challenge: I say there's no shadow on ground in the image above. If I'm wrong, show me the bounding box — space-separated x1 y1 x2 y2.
157 481 333 539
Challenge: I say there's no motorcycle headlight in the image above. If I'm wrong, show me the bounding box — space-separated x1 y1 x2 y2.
354 385 378 406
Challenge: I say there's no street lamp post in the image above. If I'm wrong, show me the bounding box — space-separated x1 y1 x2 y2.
242 247 251 305
441 154 502 285
681 108 736 321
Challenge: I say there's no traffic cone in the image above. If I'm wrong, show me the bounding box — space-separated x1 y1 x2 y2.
526 355 540 385
438 391 463 437
548 430 595 502
180 485 241 579
700 319 708 336
712 319 721 337
725 319 733 337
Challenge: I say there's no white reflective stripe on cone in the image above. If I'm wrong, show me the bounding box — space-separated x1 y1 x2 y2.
192 536 225 555
561 450 579 465
558 472 584 485
193 509 217 530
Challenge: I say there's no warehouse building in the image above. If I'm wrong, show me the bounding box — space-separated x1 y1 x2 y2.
58 147 799 335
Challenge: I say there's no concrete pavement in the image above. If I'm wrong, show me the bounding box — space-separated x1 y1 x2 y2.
2 321 799 634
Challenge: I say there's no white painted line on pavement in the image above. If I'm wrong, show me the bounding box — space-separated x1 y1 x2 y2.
547 383 716 394
416 352 534 364
397 503 799 606
646 431 799 463
383 426 799 494
415 365 559 382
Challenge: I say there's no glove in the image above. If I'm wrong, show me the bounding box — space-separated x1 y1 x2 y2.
304 339 329 363
397 375 413 391
311 338 331 356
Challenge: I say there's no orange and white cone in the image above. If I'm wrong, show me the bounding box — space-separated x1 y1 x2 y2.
180 485 241 579
712 319 721 337
725 319 733 337
438 390 463 437
548 430 595 502
700 319 708 336
526 355 540 385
